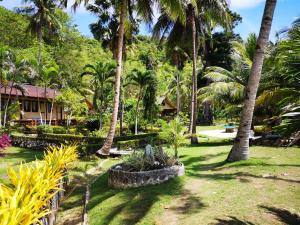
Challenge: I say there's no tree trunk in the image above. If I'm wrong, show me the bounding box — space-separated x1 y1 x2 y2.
189 6 198 144
227 0 277 162
134 89 143 135
98 0 126 155
49 90 56 125
38 27 42 66
119 82 124 136
176 69 180 115
3 82 14 127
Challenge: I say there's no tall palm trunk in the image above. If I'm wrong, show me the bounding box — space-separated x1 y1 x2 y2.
134 88 143 135
176 69 180 115
98 0 126 155
189 5 198 144
227 0 277 162
38 27 42 65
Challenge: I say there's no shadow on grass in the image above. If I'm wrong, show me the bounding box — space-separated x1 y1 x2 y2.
187 171 300 184
189 139 233 147
2 148 44 163
214 216 255 225
87 173 184 225
260 205 300 225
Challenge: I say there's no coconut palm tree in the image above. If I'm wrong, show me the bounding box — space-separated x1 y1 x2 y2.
153 0 230 143
127 69 156 135
18 0 61 65
81 61 116 129
227 0 277 162
60 0 185 155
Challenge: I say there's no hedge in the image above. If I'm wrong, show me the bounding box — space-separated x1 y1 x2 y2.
11 132 159 154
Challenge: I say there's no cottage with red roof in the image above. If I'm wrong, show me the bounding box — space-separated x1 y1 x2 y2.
0 84 64 125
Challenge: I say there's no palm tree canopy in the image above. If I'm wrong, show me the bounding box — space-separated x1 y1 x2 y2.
16 0 61 37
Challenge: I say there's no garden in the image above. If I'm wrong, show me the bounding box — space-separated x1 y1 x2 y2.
0 0 299 224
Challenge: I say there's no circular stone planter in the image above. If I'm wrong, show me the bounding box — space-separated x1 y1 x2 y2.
108 163 185 189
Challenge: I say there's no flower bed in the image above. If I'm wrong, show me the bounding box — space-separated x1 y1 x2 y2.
108 163 185 189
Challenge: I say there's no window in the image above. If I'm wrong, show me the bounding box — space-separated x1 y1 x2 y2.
24 100 31 112
47 102 52 113
32 101 38 112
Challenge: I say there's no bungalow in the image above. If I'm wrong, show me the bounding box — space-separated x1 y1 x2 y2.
159 96 177 118
0 84 64 126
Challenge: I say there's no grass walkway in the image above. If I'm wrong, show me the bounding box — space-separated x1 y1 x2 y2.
87 144 300 225
0 147 44 184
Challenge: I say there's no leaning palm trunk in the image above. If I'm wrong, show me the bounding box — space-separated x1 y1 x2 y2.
98 0 126 155
189 6 198 144
227 0 277 162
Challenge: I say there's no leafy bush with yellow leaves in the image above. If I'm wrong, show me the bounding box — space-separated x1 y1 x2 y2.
0 145 78 225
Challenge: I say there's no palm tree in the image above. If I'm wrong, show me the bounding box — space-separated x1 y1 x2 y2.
128 69 156 135
34 66 60 124
153 0 230 143
227 0 277 162
0 49 11 127
198 39 254 108
60 0 185 155
81 61 116 129
18 0 61 65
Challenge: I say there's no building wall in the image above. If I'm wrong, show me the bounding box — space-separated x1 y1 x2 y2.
1 96 64 121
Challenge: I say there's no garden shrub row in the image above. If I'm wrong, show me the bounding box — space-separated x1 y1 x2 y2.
11 132 159 154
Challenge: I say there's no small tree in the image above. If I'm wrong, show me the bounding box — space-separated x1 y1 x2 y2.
159 117 187 158
56 89 87 131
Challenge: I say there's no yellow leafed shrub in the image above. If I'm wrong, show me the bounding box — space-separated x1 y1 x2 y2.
0 144 78 225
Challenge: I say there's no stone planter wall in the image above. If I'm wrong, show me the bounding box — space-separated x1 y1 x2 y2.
108 163 185 189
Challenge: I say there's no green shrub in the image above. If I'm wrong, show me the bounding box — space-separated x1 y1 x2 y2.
37 124 53 135
24 125 37 134
254 125 272 135
117 140 141 150
122 147 178 172
52 126 67 134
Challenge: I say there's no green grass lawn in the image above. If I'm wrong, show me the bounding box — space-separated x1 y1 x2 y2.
87 144 300 225
0 147 44 184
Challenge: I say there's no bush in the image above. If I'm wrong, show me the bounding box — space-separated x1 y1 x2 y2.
117 140 141 150
254 125 272 135
24 125 37 134
37 124 53 135
122 147 178 172
0 145 78 225
0 134 11 151
52 126 67 134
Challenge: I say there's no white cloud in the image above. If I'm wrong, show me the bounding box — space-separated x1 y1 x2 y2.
229 0 266 10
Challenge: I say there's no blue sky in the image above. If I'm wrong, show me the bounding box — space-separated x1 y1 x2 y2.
1 0 299 42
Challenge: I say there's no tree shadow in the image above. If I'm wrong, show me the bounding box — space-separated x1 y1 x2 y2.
168 192 206 215
1 148 44 164
187 171 300 184
189 139 233 147
260 205 300 225
214 216 255 225
87 172 184 225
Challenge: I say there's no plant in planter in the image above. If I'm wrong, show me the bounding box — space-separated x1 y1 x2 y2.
122 146 178 172
159 117 187 158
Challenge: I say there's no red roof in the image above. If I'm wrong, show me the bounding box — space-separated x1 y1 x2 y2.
0 84 60 99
